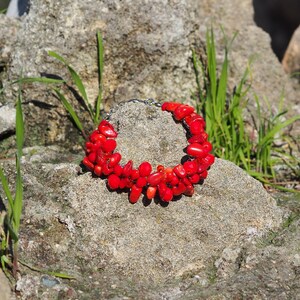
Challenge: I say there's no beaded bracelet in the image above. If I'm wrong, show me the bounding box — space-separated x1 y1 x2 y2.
82 102 215 203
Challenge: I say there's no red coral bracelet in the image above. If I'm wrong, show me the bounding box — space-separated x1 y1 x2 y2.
82 102 215 203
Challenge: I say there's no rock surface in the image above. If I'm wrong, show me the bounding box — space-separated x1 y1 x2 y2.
1 101 293 299
0 269 13 300
283 25 300 74
1 0 299 146
0 105 16 136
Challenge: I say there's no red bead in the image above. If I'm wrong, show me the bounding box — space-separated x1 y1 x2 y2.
119 178 127 189
88 152 97 163
183 160 198 175
126 179 134 188
173 164 187 178
184 185 194 196
94 165 102 176
202 141 213 153
136 177 147 188
146 186 157 200
184 113 204 126
199 170 208 179
82 157 94 171
156 165 164 173
158 182 168 198
202 154 215 167
138 162 152 177
91 141 102 153
90 132 107 144
129 185 142 203
147 172 164 186
187 143 207 158
189 119 204 135
85 141 94 153
102 164 114 175
188 132 208 144
173 104 195 120
108 152 122 167
108 174 120 190
102 139 117 153
189 173 200 184
119 177 133 188
172 182 186 196
161 102 181 112
113 164 123 176
98 120 118 138
197 163 208 174
130 169 140 180
122 160 133 177
161 188 173 202
96 153 106 166
169 175 179 186
182 177 192 187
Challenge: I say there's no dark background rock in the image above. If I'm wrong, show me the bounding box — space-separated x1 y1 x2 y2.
282 25 300 75
0 0 299 147
253 0 300 61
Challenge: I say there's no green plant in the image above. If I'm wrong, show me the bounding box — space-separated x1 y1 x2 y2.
17 31 104 140
192 28 300 191
0 86 75 280
0 84 24 279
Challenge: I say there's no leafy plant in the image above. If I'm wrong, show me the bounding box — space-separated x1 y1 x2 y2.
0 84 24 279
16 31 104 140
192 28 300 191
50 31 104 136
0 86 75 280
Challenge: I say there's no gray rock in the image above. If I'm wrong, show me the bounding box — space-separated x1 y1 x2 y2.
283 25 300 74
0 269 13 300
1 0 299 146
0 105 16 135
0 101 285 299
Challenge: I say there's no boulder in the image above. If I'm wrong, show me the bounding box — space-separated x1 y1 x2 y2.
0 101 286 299
1 0 299 146
0 105 16 136
0 269 13 300
283 25 300 75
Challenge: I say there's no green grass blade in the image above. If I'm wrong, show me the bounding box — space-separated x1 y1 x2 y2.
53 89 85 135
97 31 104 83
0 168 14 216
13 88 24 232
16 88 24 159
259 115 300 147
216 50 228 117
14 77 65 84
4 216 19 241
48 51 94 120
19 259 76 279
207 29 217 101
95 31 104 124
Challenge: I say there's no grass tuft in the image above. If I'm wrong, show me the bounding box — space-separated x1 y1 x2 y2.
192 28 300 191
0 83 24 279
15 31 105 138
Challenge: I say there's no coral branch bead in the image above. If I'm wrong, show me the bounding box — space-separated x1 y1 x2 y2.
173 104 195 120
139 162 152 177
102 139 117 153
108 174 120 190
187 143 207 158
82 101 215 204
148 172 164 186
146 186 157 200
129 185 142 203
